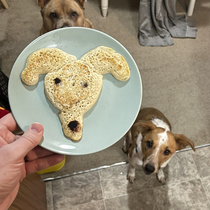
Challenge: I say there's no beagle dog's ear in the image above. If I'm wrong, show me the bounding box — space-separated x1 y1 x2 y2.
174 134 195 151
133 120 156 136
38 0 50 8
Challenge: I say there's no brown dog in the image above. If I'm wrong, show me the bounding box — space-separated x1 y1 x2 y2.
38 0 93 35
123 107 195 184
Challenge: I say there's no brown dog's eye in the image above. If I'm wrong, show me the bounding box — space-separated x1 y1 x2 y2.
164 149 171 156
50 12 58 18
146 141 153 149
71 11 78 18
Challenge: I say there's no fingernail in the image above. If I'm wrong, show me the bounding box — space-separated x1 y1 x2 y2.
31 123 43 134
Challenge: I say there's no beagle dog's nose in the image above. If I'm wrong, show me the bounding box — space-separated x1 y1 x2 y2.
145 164 155 174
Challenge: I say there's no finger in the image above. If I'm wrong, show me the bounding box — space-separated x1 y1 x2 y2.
0 113 18 132
25 154 65 175
26 146 58 161
0 132 21 148
9 123 44 159
0 132 16 145
0 113 19 144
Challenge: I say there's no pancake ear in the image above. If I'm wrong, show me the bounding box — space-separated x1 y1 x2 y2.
133 120 156 136
174 134 195 151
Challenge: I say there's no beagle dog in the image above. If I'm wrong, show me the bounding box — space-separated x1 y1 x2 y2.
123 107 195 184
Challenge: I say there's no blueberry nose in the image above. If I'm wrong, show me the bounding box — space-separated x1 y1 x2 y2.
144 164 155 174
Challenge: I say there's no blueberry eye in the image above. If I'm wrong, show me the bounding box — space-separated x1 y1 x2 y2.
71 11 78 18
164 149 171 156
146 141 153 149
50 12 58 18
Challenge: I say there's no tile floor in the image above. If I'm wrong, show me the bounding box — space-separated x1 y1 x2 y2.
45 146 210 210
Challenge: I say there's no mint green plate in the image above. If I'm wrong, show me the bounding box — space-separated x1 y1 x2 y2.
8 27 142 155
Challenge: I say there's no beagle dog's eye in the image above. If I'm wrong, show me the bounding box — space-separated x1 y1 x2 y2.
50 12 58 18
146 141 153 149
164 149 171 156
71 11 78 18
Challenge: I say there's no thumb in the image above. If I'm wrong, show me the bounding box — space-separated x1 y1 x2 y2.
11 123 44 159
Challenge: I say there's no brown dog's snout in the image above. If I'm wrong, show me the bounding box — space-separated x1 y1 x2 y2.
61 23 71 28
144 164 155 175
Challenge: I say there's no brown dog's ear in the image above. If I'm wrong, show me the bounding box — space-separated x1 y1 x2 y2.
75 0 85 8
174 134 195 151
83 18 93 28
133 120 156 136
38 0 50 8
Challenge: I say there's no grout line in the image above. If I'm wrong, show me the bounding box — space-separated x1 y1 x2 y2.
103 193 129 201
200 178 210 207
190 148 200 178
51 181 55 210
98 170 107 210
191 147 210 206
103 198 107 210
45 181 54 210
